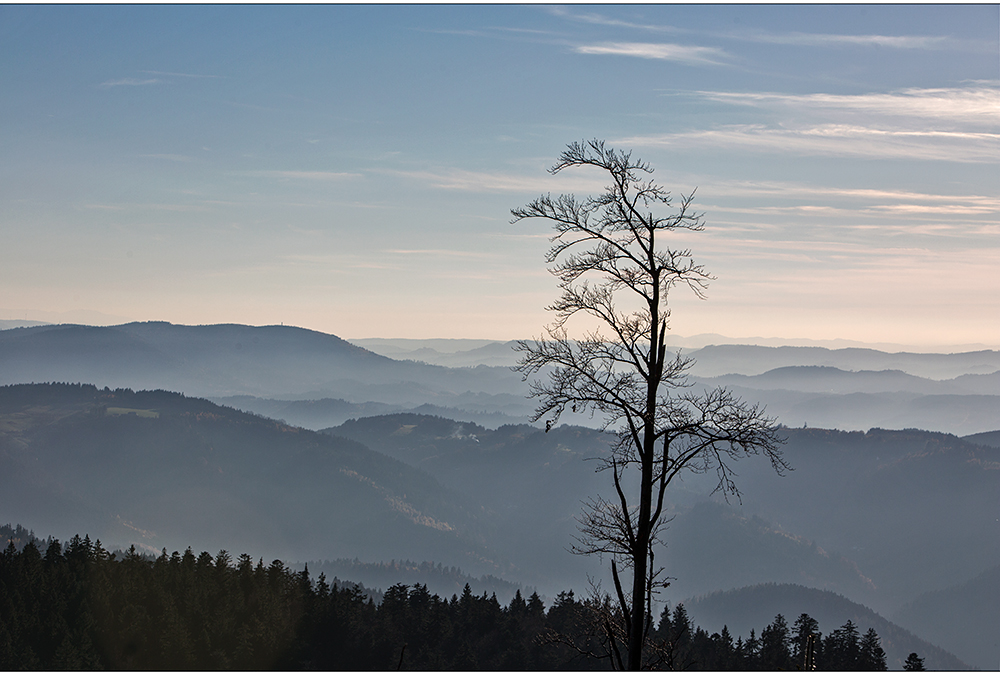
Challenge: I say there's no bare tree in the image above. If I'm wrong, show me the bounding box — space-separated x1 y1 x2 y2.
512 140 788 670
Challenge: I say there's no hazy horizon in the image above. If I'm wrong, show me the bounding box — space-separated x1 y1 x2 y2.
5 315 1000 354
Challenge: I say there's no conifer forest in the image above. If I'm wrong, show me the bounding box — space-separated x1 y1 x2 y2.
0 532 893 670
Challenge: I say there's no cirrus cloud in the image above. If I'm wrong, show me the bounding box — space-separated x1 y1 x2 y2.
693 85 1000 127
99 77 160 88
619 124 999 163
574 42 730 66
239 170 362 180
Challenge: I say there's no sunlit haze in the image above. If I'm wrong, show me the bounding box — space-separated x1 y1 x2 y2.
2 5 998 347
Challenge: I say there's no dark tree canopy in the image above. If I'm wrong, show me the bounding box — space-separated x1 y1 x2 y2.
0 532 889 671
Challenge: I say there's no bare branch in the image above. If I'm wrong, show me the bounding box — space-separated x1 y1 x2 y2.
512 139 788 670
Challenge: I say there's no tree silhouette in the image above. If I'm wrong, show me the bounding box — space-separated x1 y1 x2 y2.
760 613 793 670
792 612 821 670
512 139 787 669
823 619 860 669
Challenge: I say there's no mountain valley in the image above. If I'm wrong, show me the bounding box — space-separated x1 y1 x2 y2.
1 322 998 668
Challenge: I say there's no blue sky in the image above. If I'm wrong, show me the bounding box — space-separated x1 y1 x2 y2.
2 4 998 346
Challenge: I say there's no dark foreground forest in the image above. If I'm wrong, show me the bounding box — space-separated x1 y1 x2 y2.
1 533 896 670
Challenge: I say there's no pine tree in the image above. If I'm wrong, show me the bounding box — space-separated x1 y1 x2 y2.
526 591 545 617
859 627 887 670
507 589 527 617
903 652 926 671
715 625 736 670
760 613 793 670
792 612 820 670
671 603 692 648
743 628 761 670
823 619 860 670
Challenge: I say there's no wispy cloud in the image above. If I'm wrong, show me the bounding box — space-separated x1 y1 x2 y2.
549 8 684 34
100 78 160 88
620 85 1000 163
140 70 223 79
490 26 558 36
575 42 729 66
681 234 1000 268
139 154 195 162
383 168 607 194
620 125 999 163
414 28 484 37
80 204 127 211
240 170 362 180
704 180 1000 207
80 202 209 212
705 203 998 226
732 30 949 50
867 203 1000 216
552 7 962 51
692 86 1000 127
703 182 1000 219
385 249 498 260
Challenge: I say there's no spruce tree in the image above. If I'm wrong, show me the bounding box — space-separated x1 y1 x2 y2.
823 619 860 670
859 627 887 670
760 613 792 670
792 612 820 669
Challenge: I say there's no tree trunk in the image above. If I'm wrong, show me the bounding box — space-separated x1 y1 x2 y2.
627 453 653 669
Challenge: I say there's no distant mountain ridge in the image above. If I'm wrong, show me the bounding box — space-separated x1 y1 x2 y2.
686 344 1000 380
689 363 1000 435
0 322 388 396
0 322 531 412
965 429 1000 448
5 321 1000 434
698 365 956 395
213 394 528 430
352 335 1000 362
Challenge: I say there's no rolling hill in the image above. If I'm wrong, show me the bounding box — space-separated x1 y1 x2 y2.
0 322 530 410
685 344 1000 380
0 383 515 579
322 413 998 613
891 564 1000 670
6 322 1000 435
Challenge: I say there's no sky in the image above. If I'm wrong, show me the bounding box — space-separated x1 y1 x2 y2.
1 4 998 347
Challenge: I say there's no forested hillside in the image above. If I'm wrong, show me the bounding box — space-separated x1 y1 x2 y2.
0 530 919 670
0 384 511 578
892 564 1000 670
325 413 999 668
327 414 999 611
2 383 994 668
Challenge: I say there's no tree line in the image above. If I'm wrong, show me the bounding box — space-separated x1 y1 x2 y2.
0 532 905 670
